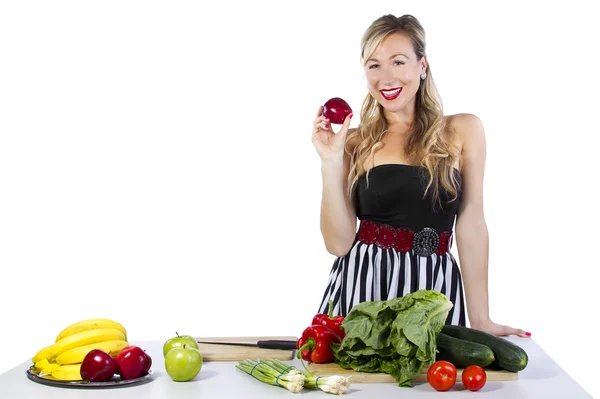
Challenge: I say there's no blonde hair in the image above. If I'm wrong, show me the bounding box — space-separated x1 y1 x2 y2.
346 14 460 210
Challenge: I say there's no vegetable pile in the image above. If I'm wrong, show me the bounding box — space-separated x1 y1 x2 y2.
331 290 453 387
234 289 530 393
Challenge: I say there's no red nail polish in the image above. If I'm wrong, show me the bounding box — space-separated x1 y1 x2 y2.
349 113 354 119
525 332 531 337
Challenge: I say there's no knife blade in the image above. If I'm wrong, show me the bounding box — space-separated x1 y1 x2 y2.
196 339 297 350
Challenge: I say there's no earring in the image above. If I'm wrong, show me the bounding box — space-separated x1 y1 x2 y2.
420 72 427 80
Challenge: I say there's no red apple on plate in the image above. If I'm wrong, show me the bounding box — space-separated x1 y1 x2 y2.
114 345 152 380
80 349 118 382
322 97 353 124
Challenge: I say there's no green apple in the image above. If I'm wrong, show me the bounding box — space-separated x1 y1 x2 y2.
165 345 203 382
163 333 199 357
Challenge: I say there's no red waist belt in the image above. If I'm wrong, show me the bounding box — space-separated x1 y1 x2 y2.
357 220 453 257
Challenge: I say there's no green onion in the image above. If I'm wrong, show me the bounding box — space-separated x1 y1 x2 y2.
258 359 351 395
236 359 304 393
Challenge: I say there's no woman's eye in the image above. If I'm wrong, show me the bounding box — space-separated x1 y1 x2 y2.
394 60 405 66
368 64 379 69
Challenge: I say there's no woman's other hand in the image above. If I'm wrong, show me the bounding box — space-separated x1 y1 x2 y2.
471 318 531 338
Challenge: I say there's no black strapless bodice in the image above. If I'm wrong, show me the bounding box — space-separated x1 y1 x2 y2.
354 164 462 232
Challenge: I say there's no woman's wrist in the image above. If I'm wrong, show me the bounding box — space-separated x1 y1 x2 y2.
468 316 492 329
321 152 344 167
321 156 345 179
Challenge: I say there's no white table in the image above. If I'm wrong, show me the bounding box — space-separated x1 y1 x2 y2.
0 336 592 398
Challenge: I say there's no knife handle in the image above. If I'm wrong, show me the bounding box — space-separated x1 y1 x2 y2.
256 340 298 350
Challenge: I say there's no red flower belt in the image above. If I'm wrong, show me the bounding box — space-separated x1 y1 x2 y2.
357 220 453 257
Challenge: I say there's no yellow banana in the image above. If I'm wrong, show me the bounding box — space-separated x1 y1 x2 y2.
34 359 61 375
55 318 127 343
32 344 54 363
34 358 49 369
40 375 61 381
56 340 129 365
43 364 61 375
51 364 83 381
46 328 126 362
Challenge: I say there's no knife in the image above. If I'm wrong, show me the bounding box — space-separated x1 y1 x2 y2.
196 339 298 350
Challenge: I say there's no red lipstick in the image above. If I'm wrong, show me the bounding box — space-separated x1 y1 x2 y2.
380 87 402 101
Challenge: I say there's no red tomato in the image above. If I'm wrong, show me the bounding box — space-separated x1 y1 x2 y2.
427 361 457 391
462 365 487 391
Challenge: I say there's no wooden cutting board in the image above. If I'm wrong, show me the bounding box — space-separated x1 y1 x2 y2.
194 336 297 361
307 362 517 383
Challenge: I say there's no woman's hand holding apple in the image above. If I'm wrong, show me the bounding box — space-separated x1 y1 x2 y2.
312 99 353 162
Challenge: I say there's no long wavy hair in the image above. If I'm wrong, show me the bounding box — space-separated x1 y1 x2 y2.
346 14 461 210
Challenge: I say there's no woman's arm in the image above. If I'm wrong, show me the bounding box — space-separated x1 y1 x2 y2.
454 113 530 338
320 133 358 257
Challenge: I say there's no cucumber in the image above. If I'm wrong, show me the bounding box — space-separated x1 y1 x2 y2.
435 333 495 368
442 325 528 372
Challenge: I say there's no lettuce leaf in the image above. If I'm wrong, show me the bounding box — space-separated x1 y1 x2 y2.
331 290 453 387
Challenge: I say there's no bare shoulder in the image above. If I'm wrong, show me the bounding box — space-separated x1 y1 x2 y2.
444 113 485 146
444 114 486 171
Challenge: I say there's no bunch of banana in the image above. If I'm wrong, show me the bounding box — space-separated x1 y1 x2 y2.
31 318 128 381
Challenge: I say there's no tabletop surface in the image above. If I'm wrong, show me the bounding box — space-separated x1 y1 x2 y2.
0 336 592 398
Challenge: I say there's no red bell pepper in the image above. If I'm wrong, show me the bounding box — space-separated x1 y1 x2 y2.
312 300 346 339
296 325 342 363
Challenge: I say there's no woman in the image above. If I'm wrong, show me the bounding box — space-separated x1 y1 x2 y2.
312 14 529 338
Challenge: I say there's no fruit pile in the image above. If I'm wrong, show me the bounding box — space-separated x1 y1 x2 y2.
30 318 151 382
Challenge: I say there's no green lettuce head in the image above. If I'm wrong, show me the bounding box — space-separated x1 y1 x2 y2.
331 290 453 387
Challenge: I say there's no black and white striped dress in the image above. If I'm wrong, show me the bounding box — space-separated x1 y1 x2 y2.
317 164 467 327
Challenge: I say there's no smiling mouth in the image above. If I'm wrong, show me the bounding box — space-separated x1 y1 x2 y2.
380 87 402 100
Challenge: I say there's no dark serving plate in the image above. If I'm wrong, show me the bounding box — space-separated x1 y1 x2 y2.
25 366 154 389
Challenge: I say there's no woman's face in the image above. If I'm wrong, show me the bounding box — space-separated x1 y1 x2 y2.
364 33 427 113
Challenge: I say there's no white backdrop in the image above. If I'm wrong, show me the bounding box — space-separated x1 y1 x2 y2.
1 1 597 397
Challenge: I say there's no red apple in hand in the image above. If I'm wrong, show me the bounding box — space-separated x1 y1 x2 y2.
322 97 353 124
114 345 152 380
80 349 118 382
